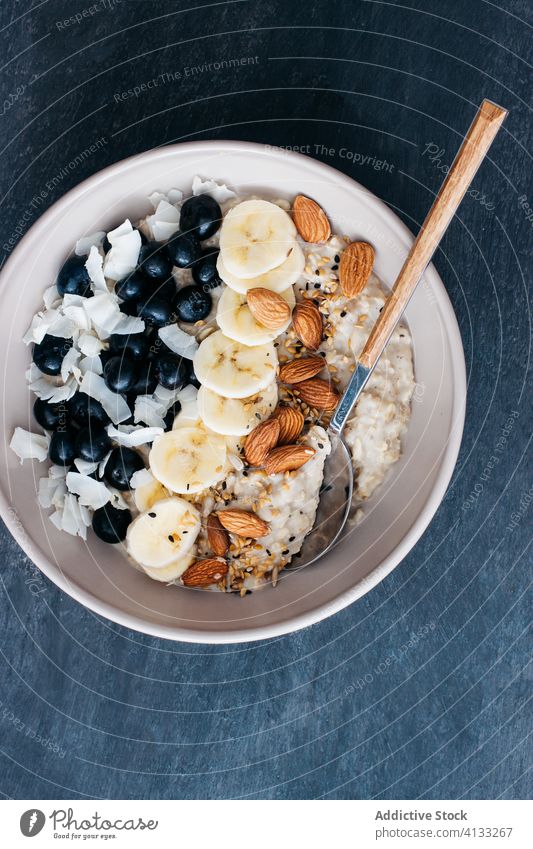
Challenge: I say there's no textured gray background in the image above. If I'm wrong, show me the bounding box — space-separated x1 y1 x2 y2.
0 0 531 800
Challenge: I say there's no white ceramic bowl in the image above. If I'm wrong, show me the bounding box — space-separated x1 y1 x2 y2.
0 141 466 643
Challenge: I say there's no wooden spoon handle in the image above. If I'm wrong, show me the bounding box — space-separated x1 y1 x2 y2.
358 99 507 370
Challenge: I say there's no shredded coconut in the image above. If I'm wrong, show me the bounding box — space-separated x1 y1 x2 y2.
10 428 49 463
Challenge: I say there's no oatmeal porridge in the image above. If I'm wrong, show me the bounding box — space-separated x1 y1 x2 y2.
10 177 414 593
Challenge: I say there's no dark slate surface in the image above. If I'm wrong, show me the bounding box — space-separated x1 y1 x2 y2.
0 0 531 800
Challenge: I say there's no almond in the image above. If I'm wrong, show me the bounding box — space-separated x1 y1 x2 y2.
182 558 228 587
279 355 324 384
339 241 375 298
244 417 280 466
293 195 331 243
273 406 305 444
265 444 316 475
247 287 291 330
207 512 230 556
292 300 323 351
218 509 270 538
296 377 339 411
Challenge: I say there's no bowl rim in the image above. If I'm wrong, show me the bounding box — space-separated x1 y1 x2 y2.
0 140 466 643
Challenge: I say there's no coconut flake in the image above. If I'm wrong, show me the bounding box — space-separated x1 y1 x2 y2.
192 175 236 203
103 219 141 281
23 309 75 345
66 472 111 509
148 191 167 210
146 200 181 242
79 371 130 424
108 488 129 510
49 509 64 532
158 324 198 358
107 424 162 447
29 371 78 403
134 395 166 429
10 428 49 463
83 292 121 338
85 245 108 293
60 493 88 538
62 293 89 308
78 333 104 357
148 189 183 210
130 467 154 490
60 347 82 383
43 286 61 310
73 458 99 475
168 188 182 206
38 475 67 509
62 304 92 332
75 231 106 256
111 313 145 335
98 450 112 480
79 354 103 376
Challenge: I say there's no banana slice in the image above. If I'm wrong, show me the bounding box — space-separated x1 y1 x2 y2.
149 426 228 494
143 552 195 583
217 285 295 346
219 199 297 278
198 381 278 436
127 497 200 568
193 330 278 399
217 242 304 295
133 470 171 512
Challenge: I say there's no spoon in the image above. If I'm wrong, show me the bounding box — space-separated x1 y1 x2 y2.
297 99 507 569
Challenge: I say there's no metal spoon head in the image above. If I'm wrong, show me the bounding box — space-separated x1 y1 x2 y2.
293 433 353 569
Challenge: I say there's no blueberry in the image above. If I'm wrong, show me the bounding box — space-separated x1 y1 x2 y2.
119 300 139 316
49 429 77 465
57 255 92 297
33 335 73 376
150 276 176 302
129 361 158 395
99 348 114 369
180 195 221 240
187 362 201 389
74 425 111 463
115 271 150 303
166 231 201 268
68 393 110 427
104 356 138 393
104 447 144 491
175 285 212 322
33 398 68 431
192 248 222 289
109 332 149 361
163 400 182 430
144 328 164 361
136 296 173 328
92 504 132 543
138 241 173 281
155 354 189 390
